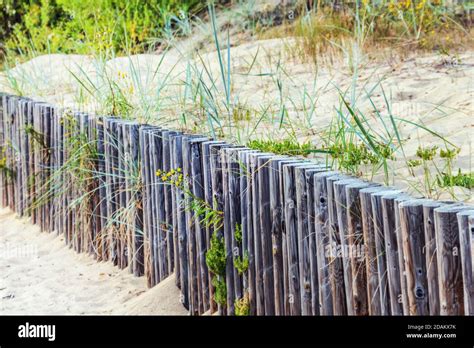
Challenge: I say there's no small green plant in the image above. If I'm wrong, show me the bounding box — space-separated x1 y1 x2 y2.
247 138 313 157
438 170 474 190
416 145 438 161
234 292 250 316
233 251 249 275
234 223 242 244
211 275 227 308
206 232 226 277
206 231 227 307
0 145 14 178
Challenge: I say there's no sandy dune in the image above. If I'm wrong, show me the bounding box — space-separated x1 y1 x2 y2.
0 207 187 315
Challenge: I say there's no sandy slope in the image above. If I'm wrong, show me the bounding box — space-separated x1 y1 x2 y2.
0 207 187 315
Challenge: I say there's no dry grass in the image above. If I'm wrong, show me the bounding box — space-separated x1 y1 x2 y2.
258 1 474 64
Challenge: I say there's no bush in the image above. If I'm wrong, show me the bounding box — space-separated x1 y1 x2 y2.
3 0 205 58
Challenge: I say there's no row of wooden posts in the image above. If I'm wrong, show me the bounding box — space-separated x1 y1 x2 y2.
0 93 473 315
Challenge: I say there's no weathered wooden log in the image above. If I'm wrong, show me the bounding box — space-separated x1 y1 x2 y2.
0 94 5 207
268 156 287 315
366 188 402 316
139 126 154 286
282 160 309 315
434 204 469 315
125 122 143 276
104 117 120 265
223 146 247 315
162 130 177 276
201 140 225 313
332 177 359 315
422 200 457 315
314 171 341 315
183 136 208 315
295 163 327 315
257 154 275 316
380 192 411 315
344 180 374 316
239 149 259 315
278 158 302 315
359 186 397 315
457 210 474 315
209 142 231 314
249 152 274 315
399 199 431 315
171 133 188 309
190 136 209 315
170 131 184 289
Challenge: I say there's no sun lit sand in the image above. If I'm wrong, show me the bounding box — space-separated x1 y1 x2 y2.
0 207 187 315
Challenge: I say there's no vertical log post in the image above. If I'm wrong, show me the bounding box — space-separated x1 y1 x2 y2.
399 199 431 315
457 210 474 315
434 204 468 315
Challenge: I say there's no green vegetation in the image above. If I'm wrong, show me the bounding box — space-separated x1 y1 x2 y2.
233 251 249 275
206 232 227 307
1 0 204 60
0 145 14 178
234 293 250 316
438 170 474 190
247 138 313 157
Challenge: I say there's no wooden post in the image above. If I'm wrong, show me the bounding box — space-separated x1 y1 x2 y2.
344 180 373 316
162 130 177 276
248 152 273 315
171 133 188 309
257 154 276 315
422 200 457 315
399 199 431 315
190 137 209 314
359 186 396 315
380 192 411 315
224 147 247 314
268 156 287 315
139 126 154 286
209 142 230 315
295 163 327 315
201 140 225 313
278 158 301 315
183 136 208 315
434 204 469 315
332 177 359 315
371 188 403 316
282 160 309 315
314 171 342 315
239 149 258 315
457 210 474 315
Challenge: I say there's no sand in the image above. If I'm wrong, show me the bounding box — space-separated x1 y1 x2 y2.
0 207 187 315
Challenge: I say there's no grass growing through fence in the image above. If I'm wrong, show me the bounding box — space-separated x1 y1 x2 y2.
2 0 471 222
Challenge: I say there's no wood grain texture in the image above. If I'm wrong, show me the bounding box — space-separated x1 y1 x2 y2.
434 204 469 315
399 199 431 315
457 210 474 315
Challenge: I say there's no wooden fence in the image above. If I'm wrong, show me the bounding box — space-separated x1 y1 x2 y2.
0 93 473 316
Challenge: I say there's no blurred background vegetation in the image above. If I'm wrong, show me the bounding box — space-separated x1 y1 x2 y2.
0 0 206 59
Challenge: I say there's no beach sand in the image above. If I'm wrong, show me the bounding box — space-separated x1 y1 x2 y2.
0 207 187 315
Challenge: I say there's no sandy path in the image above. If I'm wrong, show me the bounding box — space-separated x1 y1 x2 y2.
0 208 187 315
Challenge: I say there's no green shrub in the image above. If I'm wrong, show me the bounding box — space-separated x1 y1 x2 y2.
3 0 205 58
438 170 474 189
247 138 313 157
